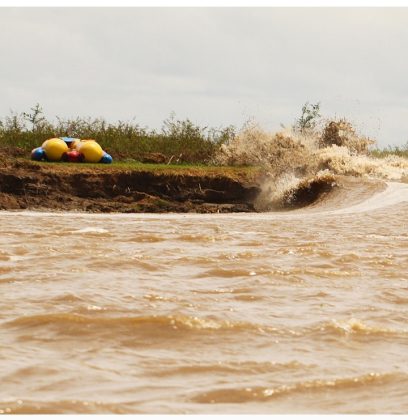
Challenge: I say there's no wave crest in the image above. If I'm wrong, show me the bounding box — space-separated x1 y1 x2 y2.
192 372 401 404
5 313 259 338
216 121 408 210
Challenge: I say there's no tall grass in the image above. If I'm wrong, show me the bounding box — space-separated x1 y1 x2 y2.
0 105 235 163
370 142 408 159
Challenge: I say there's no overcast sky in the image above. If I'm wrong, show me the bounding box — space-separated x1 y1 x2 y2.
0 7 407 147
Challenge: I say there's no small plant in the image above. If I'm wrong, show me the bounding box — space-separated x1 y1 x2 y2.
22 103 46 132
294 102 321 134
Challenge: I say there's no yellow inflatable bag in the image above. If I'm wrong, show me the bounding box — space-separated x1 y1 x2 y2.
77 139 104 163
42 138 68 161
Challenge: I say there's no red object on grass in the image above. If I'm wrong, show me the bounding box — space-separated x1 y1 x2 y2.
66 150 83 163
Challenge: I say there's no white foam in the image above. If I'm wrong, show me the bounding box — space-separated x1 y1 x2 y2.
74 227 110 234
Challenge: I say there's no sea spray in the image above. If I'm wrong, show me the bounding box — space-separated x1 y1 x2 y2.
317 145 408 180
216 120 408 210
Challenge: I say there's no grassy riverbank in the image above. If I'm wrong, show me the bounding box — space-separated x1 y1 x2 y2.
25 160 262 185
0 154 262 213
3 104 405 213
1 104 407 165
0 105 234 164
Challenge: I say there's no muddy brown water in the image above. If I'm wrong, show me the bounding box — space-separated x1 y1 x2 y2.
1 179 408 414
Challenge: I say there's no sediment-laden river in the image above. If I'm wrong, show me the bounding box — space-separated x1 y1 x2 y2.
1 179 408 414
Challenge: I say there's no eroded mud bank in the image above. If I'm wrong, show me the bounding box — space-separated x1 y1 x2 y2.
0 159 262 213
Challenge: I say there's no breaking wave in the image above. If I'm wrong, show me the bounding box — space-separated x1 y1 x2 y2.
216 121 408 210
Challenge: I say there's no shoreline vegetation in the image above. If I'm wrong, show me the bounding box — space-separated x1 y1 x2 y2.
1 103 407 163
0 103 407 213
